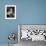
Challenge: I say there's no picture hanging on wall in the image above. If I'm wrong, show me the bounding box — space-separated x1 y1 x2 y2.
5 5 16 19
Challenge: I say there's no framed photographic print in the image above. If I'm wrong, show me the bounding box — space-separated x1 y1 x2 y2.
18 24 46 42
5 5 16 19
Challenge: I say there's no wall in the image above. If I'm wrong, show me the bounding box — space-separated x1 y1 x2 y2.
0 0 46 44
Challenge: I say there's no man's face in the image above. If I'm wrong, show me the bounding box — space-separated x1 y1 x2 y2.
7 8 13 15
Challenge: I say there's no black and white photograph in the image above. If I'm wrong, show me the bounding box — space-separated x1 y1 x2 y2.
5 5 16 19
18 25 46 46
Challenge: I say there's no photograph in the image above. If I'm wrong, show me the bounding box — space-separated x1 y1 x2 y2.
18 24 46 46
5 5 16 19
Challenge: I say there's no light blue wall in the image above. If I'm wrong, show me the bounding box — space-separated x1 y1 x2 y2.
0 0 46 44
